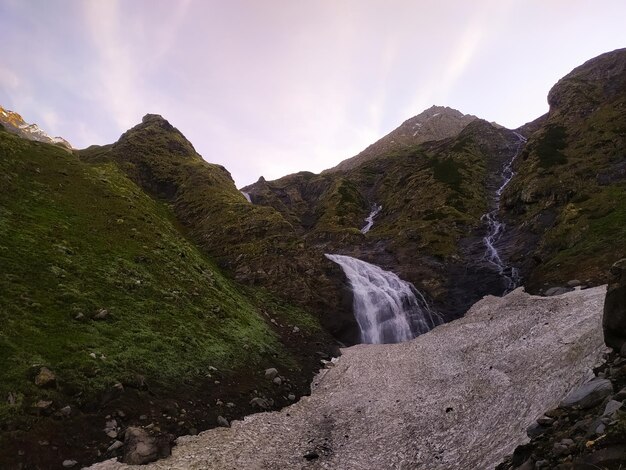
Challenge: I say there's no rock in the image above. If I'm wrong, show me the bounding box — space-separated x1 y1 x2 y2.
217 416 230 427
93 308 109 320
273 377 282 386
526 422 549 438
264 368 278 380
106 430 118 439
250 397 272 410
566 280 581 288
303 451 319 460
288 393 296 401
535 460 548 468
34 367 56 388
603 258 626 350
122 427 172 465
536 416 554 426
34 400 53 414
545 287 571 296
292 326 300 333
107 440 124 452
515 459 534 470
74 312 84 320
60 405 72 417
602 399 622 417
62 460 78 468
560 378 613 409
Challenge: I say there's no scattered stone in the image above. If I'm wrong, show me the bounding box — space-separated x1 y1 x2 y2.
292 326 300 334
217 415 230 427
535 460 548 468
74 312 84 321
123 427 172 465
60 405 72 417
264 368 278 380
89 352 97 359
526 422 549 438
139 414 147 421
560 378 613 409
34 400 53 414
303 451 319 460
536 416 554 426
93 308 109 320
288 393 296 401
107 440 124 452
226 402 235 408
250 397 272 410
273 377 282 386
603 258 626 350
106 430 118 439
62 460 78 468
602 399 622 417
34 367 56 388
566 280 582 288
545 287 571 296
208 366 218 372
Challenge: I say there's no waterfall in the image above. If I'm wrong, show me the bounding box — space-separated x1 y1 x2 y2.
240 191 252 203
361 204 382 234
480 132 526 291
325 254 442 344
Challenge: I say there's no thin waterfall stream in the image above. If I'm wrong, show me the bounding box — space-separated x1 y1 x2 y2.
481 132 527 292
325 254 442 344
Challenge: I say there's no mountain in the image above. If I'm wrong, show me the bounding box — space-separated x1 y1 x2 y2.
0 105 72 148
324 105 478 173
0 118 335 468
502 47 626 291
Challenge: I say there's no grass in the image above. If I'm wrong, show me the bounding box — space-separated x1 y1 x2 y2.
0 131 320 426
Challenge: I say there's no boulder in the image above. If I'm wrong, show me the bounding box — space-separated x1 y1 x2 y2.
545 287 571 296
122 427 172 465
34 367 56 388
603 258 626 350
264 368 278 380
560 378 613 409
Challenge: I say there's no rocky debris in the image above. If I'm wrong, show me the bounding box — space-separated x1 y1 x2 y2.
34 400 54 415
559 378 613 409
217 416 229 427
34 367 56 388
62 460 78 468
272 377 282 386
545 287 573 296
59 405 72 417
249 397 272 410
94 308 110 320
107 440 124 452
603 258 626 350
122 427 172 465
264 368 278 380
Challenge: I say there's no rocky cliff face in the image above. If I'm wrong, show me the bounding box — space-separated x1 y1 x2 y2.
324 105 478 173
502 48 626 292
0 105 72 148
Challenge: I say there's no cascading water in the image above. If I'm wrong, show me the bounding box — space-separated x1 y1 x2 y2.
481 132 526 291
325 254 442 344
240 191 252 203
361 204 382 234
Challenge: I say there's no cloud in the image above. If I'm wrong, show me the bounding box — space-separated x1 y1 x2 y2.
0 66 20 90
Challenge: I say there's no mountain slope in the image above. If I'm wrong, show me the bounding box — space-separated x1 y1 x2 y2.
502 47 626 291
324 105 478 173
0 125 332 469
245 118 522 319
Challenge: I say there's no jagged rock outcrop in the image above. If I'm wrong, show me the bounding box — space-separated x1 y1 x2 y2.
88 286 607 470
324 105 478 173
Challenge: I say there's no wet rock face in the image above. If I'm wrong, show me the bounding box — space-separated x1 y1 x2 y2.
603 258 626 350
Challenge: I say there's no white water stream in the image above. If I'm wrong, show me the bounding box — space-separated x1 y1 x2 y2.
481 132 527 291
325 254 442 344
240 191 252 203
360 203 382 234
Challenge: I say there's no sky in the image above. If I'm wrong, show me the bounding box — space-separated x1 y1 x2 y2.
1 1 625 187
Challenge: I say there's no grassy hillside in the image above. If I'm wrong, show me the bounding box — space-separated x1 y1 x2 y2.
0 127 323 433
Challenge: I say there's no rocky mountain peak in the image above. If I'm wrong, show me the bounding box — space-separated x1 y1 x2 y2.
0 105 72 148
324 105 478 173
